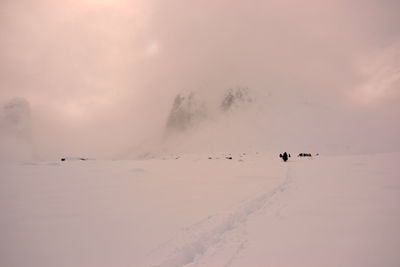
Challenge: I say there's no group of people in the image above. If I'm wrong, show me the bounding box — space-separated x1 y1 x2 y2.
279 152 291 162
280 152 318 162
298 153 312 157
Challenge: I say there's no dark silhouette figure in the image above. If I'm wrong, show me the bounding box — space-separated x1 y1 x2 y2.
279 152 290 162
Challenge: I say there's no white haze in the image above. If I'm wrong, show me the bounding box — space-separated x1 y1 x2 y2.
0 0 399 161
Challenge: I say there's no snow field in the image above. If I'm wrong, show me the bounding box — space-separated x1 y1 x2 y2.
1 152 399 266
0 153 284 267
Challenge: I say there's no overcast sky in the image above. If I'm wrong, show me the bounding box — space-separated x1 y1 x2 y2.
0 0 399 160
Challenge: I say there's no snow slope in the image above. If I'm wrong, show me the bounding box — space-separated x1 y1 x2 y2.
0 152 399 266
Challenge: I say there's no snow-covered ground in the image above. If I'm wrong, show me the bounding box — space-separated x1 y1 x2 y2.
1 152 399 266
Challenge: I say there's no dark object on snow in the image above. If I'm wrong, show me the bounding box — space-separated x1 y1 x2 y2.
226 156 233 160
61 157 88 161
298 153 312 157
279 152 290 162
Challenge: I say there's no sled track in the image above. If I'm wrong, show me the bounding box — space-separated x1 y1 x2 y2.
151 166 293 267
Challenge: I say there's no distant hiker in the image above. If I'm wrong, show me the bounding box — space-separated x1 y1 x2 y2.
279 152 290 162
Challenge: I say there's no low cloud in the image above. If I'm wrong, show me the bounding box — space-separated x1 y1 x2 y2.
0 0 399 160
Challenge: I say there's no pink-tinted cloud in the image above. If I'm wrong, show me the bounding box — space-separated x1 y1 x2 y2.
0 0 399 160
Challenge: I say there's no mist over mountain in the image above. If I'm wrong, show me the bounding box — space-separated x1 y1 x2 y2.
165 87 252 135
0 0 399 161
0 98 33 161
165 92 207 135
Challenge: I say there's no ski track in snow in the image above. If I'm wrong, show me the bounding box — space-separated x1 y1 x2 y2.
150 165 293 267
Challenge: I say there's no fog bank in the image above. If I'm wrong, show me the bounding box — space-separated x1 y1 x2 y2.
1 0 399 160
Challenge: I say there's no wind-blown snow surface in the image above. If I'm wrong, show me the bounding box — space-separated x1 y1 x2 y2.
1 153 399 266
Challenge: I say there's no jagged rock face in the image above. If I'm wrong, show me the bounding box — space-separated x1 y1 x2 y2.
165 93 206 134
221 87 252 112
165 88 253 136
